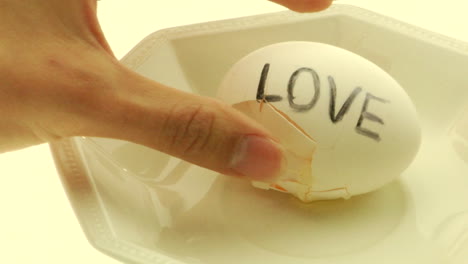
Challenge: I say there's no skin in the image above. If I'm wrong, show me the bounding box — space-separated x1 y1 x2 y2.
0 0 332 181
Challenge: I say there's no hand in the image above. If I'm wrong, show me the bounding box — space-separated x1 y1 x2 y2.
0 0 331 181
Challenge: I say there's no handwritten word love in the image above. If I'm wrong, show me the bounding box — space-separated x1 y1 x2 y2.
256 63 390 141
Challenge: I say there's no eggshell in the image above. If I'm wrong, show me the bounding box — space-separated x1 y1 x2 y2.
233 100 316 189
217 41 421 202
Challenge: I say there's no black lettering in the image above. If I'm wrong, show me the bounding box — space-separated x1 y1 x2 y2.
256 63 283 102
355 93 390 141
328 76 363 123
287 67 320 112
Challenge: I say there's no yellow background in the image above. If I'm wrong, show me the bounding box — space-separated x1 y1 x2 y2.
0 1 467 263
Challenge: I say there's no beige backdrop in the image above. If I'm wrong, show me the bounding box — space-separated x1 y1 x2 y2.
0 1 466 263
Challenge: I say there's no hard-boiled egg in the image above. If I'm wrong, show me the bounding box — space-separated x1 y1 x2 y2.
217 41 421 202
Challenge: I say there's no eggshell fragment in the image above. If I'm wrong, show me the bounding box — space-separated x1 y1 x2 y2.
233 100 315 198
218 41 421 202
233 100 351 202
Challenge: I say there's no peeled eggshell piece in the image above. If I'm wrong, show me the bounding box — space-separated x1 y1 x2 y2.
233 100 351 202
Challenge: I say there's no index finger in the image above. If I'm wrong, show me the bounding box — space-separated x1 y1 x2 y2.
269 0 333 13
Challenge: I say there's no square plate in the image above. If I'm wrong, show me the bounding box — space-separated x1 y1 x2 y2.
51 4 468 264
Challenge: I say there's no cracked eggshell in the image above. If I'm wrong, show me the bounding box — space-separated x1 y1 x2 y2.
217 41 421 201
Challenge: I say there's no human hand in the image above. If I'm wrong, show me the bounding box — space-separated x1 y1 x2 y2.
0 0 331 181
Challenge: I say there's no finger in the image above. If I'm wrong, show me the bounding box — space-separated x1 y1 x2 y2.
269 0 333 12
74 66 285 182
81 0 115 56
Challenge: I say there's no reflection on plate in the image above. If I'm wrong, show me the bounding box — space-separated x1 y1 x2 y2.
222 179 405 258
51 4 468 264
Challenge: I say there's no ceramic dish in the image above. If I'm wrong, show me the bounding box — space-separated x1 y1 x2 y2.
51 4 468 264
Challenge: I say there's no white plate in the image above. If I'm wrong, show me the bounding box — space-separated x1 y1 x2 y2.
51 4 468 264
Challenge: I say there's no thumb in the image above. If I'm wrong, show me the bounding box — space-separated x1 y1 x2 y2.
79 66 285 182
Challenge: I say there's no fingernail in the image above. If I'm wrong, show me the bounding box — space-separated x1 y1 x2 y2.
229 135 285 182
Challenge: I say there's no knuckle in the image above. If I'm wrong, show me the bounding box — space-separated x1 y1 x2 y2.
165 104 217 155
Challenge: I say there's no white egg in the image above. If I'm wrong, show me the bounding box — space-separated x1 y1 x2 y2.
217 41 421 202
